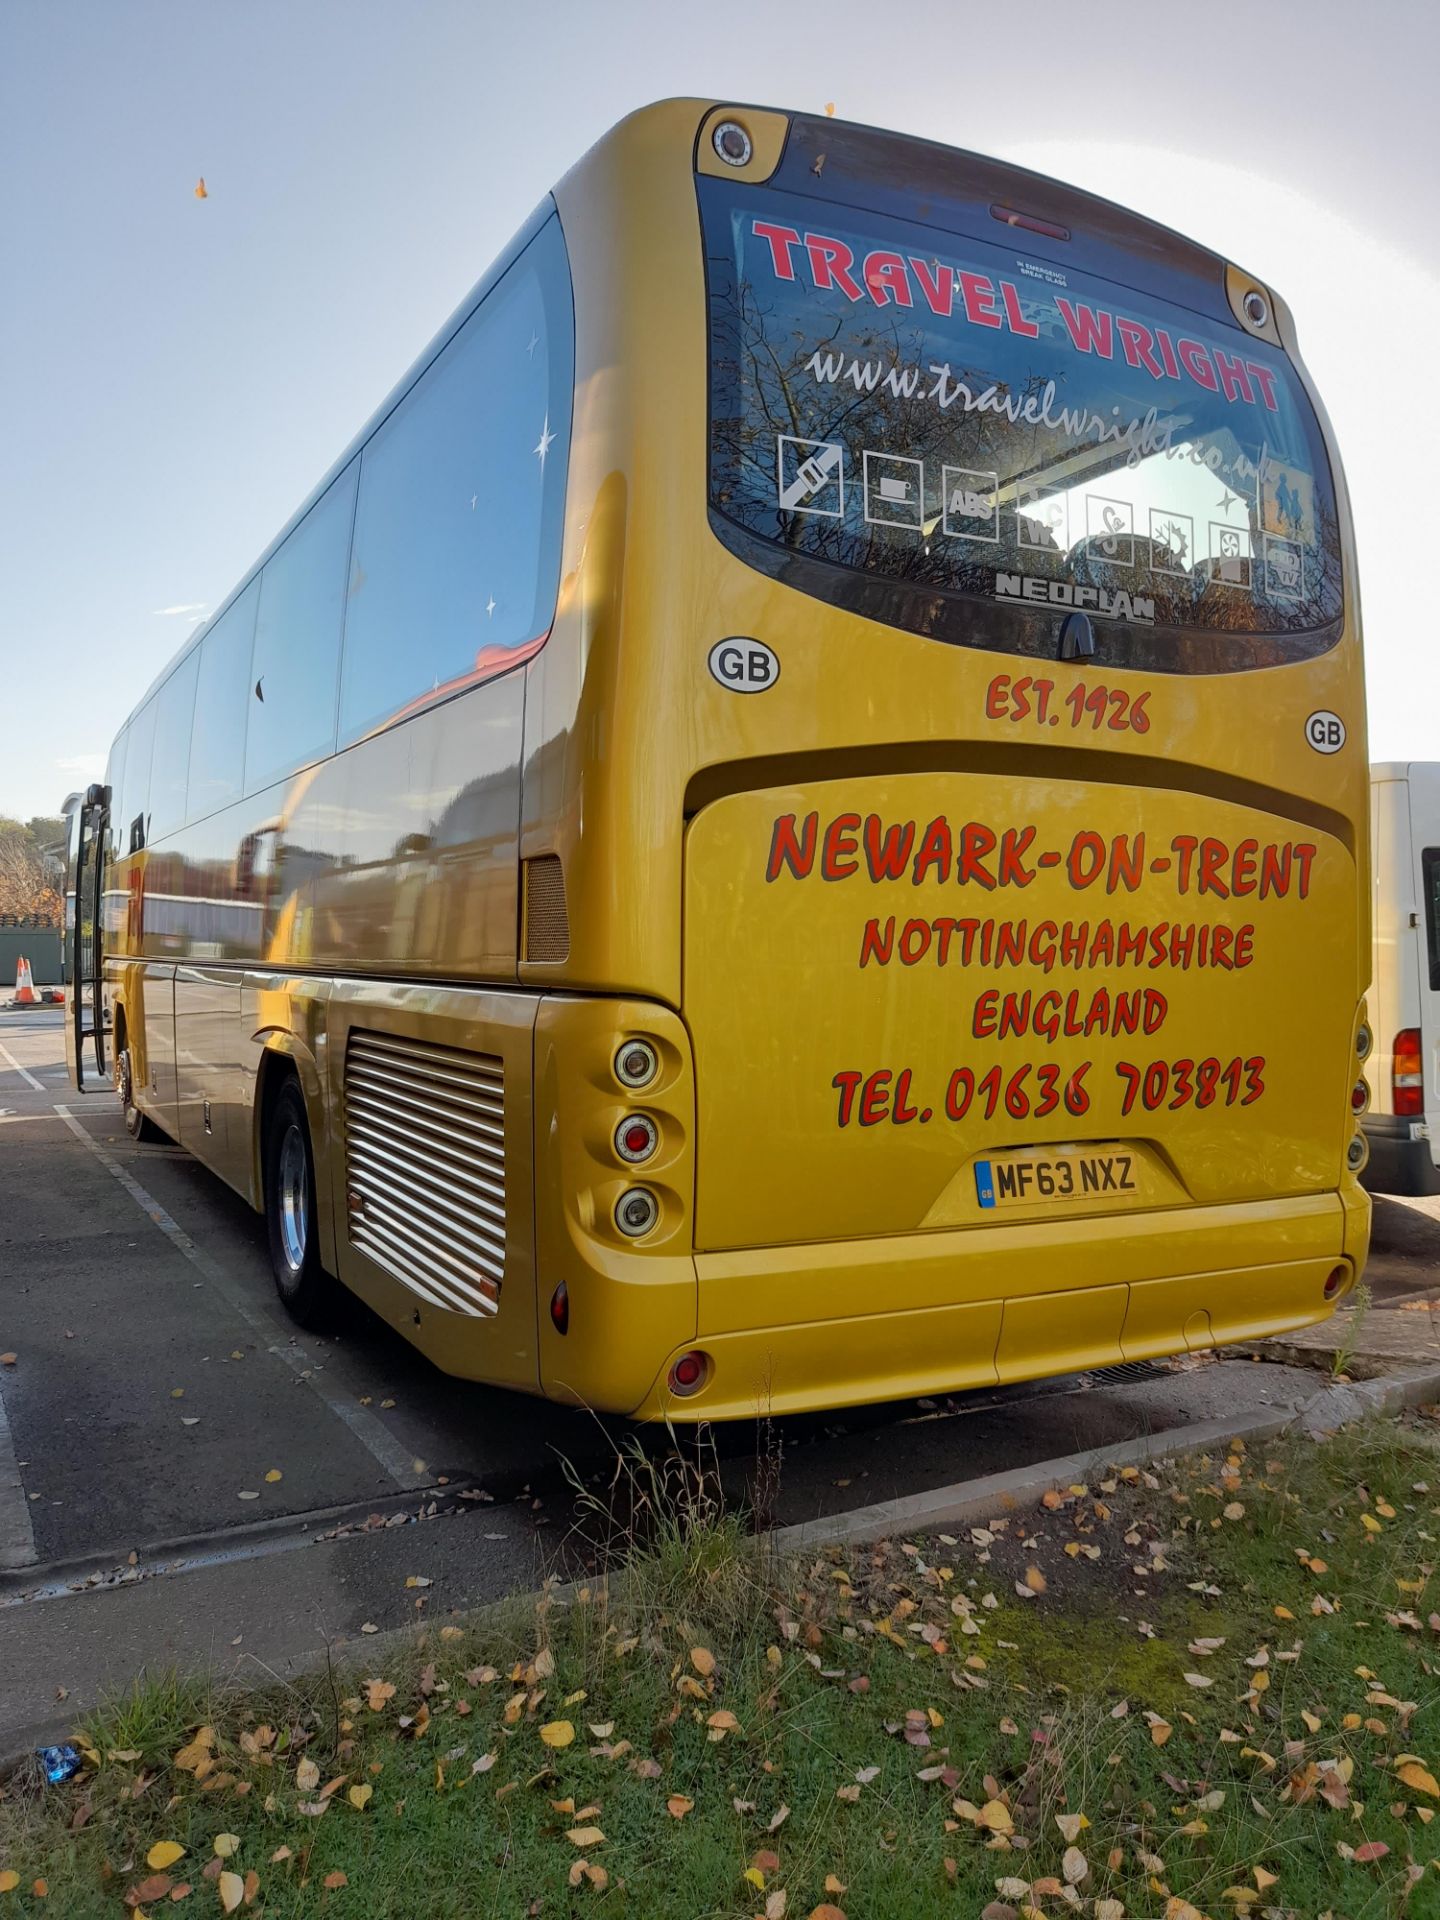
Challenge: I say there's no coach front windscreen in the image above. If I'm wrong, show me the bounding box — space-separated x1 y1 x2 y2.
701 138 1342 676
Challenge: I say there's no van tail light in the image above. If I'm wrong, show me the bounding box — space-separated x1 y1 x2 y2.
1394 1028 1424 1117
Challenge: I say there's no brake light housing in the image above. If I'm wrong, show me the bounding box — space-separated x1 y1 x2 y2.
1394 1028 1424 1117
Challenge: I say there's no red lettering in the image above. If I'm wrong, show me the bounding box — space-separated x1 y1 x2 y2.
908 256 955 318
1154 326 1181 380
1232 838 1258 896
1213 348 1255 405
913 818 953 885
1171 835 1199 892
1197 837 1230 898
858 917 894 967
998 992 1028 1039
1248 360 1280 411
1294 844 1316 900
804 232 863 302
958 822 997 890
986 674 1010 719
862 249 912 307
972 990 999 1039
752 221 800 279
958 271 1002 328
899 920 932 965
767 812 817 881
1107 833 1145 894
1055 298 1114 358
1067 831 1106 889
1259 845 1291 898
859 1071 891 1126
832 1070 862 1126
1116 317 1163 380
998 826 1037 888
821 811 861 880
1000 280 1039 337
1177 338 1219 392
864 815 916 880
893 1068 918 1123
1142 990 1168 1034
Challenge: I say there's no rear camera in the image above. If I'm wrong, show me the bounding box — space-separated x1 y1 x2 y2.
615 1186 660 1237
712 120 753 167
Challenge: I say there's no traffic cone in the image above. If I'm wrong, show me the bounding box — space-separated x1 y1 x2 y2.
13 957 39 1006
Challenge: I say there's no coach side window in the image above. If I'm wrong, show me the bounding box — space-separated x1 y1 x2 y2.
336 213 574 747
244 461 359 797
117 696 158 855
187 578 259 822
148 648 200 843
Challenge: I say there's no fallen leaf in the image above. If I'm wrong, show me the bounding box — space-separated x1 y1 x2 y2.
295 1759 320 1792
147 1843 186 1871
366 1680 396 1713
323 1870 348 1890
0 1354 16 1367
767 1805 791 1832
1055 1813 1090 1843
540 1721 575 1749
979 1799 1014 1833
212 1835 239 1859
264 1470 282 1484
667 1795 694 1819
1062 1846 1089 1884
691 1647 717 1677
766 1893 787 1920
566 1826 605 1846
217 1870 244 1914
128 1875 173 1903
808 1907 847 1920
1023 1565 1047 1594
1183 1673 1215 1689
1353 1841 1390 1864
348 1784 373 1810
1398 1762 1440 1798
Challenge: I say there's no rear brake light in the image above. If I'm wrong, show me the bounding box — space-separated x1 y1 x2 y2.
1394 1028 1424 1117
990 203 1070 241
1351 1078 1370 1114
614 1115 658 1164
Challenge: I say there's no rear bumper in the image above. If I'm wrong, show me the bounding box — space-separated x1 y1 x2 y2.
1362 1116 1440 1197
624 1188 1367 1422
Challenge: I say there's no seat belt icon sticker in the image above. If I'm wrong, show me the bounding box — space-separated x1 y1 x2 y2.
777 435 844 517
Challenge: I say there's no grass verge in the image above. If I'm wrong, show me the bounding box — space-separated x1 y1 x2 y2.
5 1411 1440 1917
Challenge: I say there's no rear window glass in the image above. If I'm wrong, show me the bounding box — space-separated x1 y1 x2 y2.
1423 848 1440 992
703 188 1343 670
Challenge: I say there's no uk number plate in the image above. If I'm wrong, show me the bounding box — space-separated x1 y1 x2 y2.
974 1149 1137 1209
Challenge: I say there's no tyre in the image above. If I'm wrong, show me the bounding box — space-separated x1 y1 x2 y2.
115 1041 165 1142
264 1079 343 1328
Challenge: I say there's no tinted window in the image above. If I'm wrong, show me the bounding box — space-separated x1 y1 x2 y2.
1424 849 1440 993
148 648 200 842
188 578 259 822
703 184 1343 674
117 697 157 854
338 214 573 746
105 727 128 861
245 462 358 796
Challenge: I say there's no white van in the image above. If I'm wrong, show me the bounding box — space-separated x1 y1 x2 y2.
1363 763 1440 1194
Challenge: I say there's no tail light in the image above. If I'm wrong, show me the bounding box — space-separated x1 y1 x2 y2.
1346 1131 1370 1174
1394 1028 1424 1117
1351 1078 1370 1114
614 1114 658 1164
615 1187 659 1237
666 1350 710 1397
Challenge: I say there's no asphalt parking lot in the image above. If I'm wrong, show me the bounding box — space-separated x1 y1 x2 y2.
3 1004 1436 1748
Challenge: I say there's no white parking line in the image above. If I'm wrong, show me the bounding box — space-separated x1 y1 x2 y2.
0 1043 44 1092
53 1105 428 1493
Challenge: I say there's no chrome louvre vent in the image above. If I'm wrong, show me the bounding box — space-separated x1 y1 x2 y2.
344 1029 505 1318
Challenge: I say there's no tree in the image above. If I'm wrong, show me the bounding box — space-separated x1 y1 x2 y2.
0 819 63 924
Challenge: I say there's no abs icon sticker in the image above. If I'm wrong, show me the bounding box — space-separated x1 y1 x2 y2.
1305 710 1346 755
708 637 780 694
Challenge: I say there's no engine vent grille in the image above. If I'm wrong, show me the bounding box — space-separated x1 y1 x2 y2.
524 854 570 963
343 1029 505 1318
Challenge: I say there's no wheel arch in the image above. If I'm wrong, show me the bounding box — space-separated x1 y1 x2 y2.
252 1029 337 1273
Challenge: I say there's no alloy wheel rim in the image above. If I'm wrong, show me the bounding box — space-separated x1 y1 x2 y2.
278 1123 309 1274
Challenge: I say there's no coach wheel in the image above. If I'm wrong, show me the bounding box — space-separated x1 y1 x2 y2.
115 1042 164 1143
265 1079 342 1329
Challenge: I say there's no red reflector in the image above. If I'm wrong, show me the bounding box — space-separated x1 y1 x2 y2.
1351 1081 1367 1111
549 1282 569 1335
990 202 1070 241
1323 1264 1348 1300
623 1123 651 1154
1394 1028 1424 1117
667 1349 708 1396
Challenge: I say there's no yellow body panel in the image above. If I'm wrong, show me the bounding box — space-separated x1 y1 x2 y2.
88 98 1369 1419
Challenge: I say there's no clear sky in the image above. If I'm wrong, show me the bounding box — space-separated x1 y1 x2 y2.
2 0 1434 820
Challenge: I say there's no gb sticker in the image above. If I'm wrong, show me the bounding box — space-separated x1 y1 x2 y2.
1305 710 1346 755
708 637 780 693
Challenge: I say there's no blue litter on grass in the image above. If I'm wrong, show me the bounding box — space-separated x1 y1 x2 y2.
38 1744 81 1784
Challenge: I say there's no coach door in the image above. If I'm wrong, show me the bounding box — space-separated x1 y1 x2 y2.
64 783 109 1093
